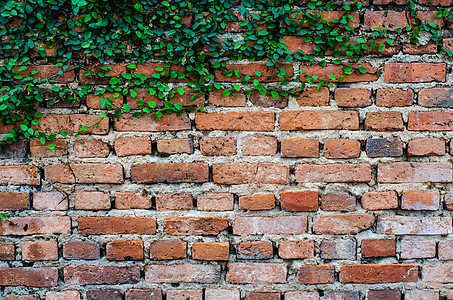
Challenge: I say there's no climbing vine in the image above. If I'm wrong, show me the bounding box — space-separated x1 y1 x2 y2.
0 0 452 151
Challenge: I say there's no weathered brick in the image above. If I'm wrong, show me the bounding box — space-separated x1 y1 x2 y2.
281 138 319 157
80 64 126 84
163 217 228 235
446 192 453 210
192 242 229 261
30 139 67 158
405 290 439 300
323 139 361 159
155 193 193 211
0 192 28 211
320 239 356 260
401 240 436 259
250 90 287 108
377 216 452 235
282 36 316 55
45 164 123 184
45 290 80 300
38 114 109 135
114 137 151 156
366 138 403 157
86 290 123 300
63 242 100 260
285 291 319 300
74 191 110 210
156 139 193 155
213 163 289 184
205 289 240 300
340 264 418 283
0 268 58 287
0 165 40 185
33 192 67 211
209 89 246 107
64 266 140 285
367 290 400 300
145 264 220 283
377 162 452 183
169 89 204 106
73 139 109 158
361 191 399 210
200 137 237 156
335 88 371 107
314 214 374 234
242 136 277 156
131 163 208 183
362 239 395 258
422 265 453 283
239 194 275 210
384 63 446 82
114 113 191 132
124 289 161 300
376 89 414 107
197 193 234 211
0 217 71 236
233 216 307 235
0 243 15 260
439 241 453 260
196 112 275 131
22 240 58 261
115 192 152 209
86 92 123 110
0 140 27 159
237 241 273 260
106 240 143 261
167 290 202 300
324 292 359 300
300 63 378 82
149 241 186 260
296 164 371 183
78 217 156 235
365 112 404 131
408 112 453 131
279 240 314 259
298 265 334 284
321 193 356 211
403 42 438 55
5 296 39 300
227 263 287 284
401 191 440 211
407 138 445 156
280 191 318 211
280 111 359 130
215 63 294 82
296 87 329 106
419 88 453 107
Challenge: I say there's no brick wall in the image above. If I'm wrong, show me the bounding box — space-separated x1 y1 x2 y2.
1 5 453 300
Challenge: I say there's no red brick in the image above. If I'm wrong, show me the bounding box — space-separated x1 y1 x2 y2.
335 88 371 107
106 240 143 261
298 265 334 284
5 296 39 300
205 289 240 300
285 292 319 300
0 165 40 185
296 164 371 183
14 65 75 83
281 138 319 157
145 264 220 283
213 162 289 184
196 112 275 131
86 92 123 109
45 291 80 300
124 289 161 300
403 42 438 54
401 240 436 259
114 137 151 156
227 263 287 284
325 292 359 300
38 114 109 135
22 240 57 261
423 265 453 283
377 162 452 183
192 242 229 261
444 38 453 52
209 89 246 107
439 241 453 260
282 36 315 54
321 193 356 211
401 191 440 211
0 217 70 236
320 239 356 260
163 217 228 235
376 89 414 107
74 191 110 210
131 163 208 183
0 268 58 287
114 192 152 209
377 215 452 235
419 88 453 107
418 0 452 5
300 63 378 82
279 240 314 259
78 217 156 235
64 266 140 285
446 192 453 210
155 193 193 211
0 192 28 211
0 243 14 260
156 139 193 154
33 192 67 211
280 110 359 130
239 194 275 210
365 112 404 131
63 242 100 260
197 193 234 211
169 89 204 107
408 112 453 131
405 290 439 300
114 113 191 132
362 239 395 258
323 139 361 159
149 241 186 260
80 64 127 84
250 90 287 108
245 291 280 300
45 164 123 184
215 63 293 82
366 138 403 157
233 217 307 235
242 136 277 156
313 214 375 234
384 63 446 82
408 138 445 156
361 191 398 210
30 139 67 158
340 264 418 283
73 139 109 158
281 191 318 211
236 241 273 260
167 290 202 300
366 290 401 300
296 87 329 106
200 137 237 156
364 11 408 30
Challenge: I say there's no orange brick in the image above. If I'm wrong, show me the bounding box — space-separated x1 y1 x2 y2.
196 112 275 131
324 139 361 159
279 240 314 259
361 191 398 210
376 89 414 107
45 164 123 184
156 139 193 154
365 112 404 131
296 164 371 183
297 265 334 284
281 138 319 157
78 217 156 235
0 192 28 211
242 136 277 156
114 137 151 156
200 137 237 156
239 194 275 210
280 111 359 130
384 63 446 82
321 193 356 211
362 239 396 258
106 240 143 261
280 191 318 212
209 90 246 107
335 88 371 107
340 264 418 283
197 193 234 211
192 242 229 261
163 217 228 235
149 241 186 260
407 138 445 156
155 193 193 211
115 192 152 209
22 241 58 261
296 87 329 106
313 214 375 234
236 241 273 260
401 191 440 211
74 191 110 210
73 139 109 158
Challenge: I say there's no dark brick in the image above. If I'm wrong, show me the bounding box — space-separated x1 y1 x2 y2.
366 138 403 157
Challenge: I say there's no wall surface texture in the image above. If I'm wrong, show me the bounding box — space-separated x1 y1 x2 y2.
2 3 453 300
